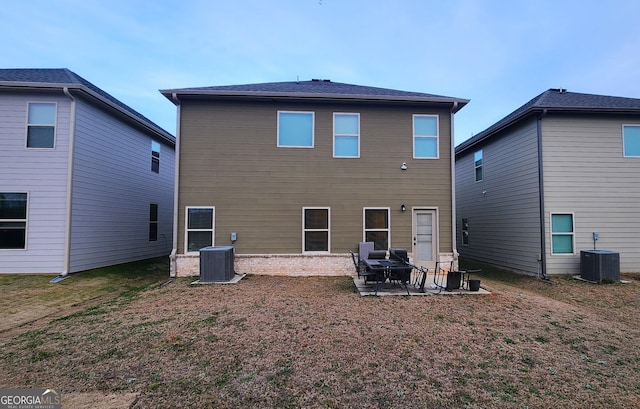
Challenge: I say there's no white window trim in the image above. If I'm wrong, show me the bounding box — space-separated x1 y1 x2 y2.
333 112 360 158
412 114 439 159
363 207 391 249
550 212 575 255
184 206 215 254
474 150 483 182
622 124 640 157
277 110 315 148
25 102 57 149
302 207 331 253
0 192 29 251
151 140 160 173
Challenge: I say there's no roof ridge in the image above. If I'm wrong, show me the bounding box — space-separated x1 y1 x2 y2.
456 88 640 153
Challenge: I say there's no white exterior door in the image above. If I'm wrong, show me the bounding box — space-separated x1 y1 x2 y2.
413 209 437 268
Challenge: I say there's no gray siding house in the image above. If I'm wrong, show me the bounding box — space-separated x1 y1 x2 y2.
0 69 175 274
161 80 468 277
455 88 640 275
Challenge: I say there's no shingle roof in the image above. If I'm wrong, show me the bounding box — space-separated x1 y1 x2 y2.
456 88 640 154
161 79 468 112
0 68 173 143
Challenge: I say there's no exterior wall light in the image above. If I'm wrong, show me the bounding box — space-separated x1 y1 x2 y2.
401 162 407 170
401 204 406 212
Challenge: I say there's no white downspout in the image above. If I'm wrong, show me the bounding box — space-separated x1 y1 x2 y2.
169 93 181 277
61 87 76 276
450 102 459 271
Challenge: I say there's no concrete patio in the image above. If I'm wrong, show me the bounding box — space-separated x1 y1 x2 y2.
353 272 491 296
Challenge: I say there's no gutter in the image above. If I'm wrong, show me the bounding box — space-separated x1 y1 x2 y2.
61 87 77 276
537 109 548 279
169 93 181 277
160 89 469 110
450 102 459 269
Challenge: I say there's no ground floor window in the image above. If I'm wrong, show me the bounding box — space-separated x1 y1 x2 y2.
149 203 158 241
185 207 214 253
0 193 28 249
303 207 330 252
364 208 390 250
551 213 574 254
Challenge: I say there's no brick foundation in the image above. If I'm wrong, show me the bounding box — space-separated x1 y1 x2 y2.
172 252 458 278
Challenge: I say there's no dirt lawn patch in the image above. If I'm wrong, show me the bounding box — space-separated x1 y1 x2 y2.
1 260 639 408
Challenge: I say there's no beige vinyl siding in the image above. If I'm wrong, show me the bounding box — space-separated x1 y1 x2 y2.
177 100 453 255
456 119 542 274
542 114 640 274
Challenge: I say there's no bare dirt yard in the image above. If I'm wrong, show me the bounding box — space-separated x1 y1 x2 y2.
1 259 639 408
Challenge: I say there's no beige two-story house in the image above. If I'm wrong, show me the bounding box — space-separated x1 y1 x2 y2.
456 88 640 276
162 80 468 277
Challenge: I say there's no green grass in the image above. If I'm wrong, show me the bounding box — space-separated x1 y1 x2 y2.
0 257 169 329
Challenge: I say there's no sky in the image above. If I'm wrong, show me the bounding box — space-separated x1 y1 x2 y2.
2 0 640 146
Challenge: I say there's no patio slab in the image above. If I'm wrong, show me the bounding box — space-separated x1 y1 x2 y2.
353 273 491 296
190 273 246 285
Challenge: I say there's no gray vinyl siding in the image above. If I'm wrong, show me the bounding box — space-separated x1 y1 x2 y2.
177 100 453 255
542 114 640 274
69 97 174 272
456 119 542 274
0 93 70 273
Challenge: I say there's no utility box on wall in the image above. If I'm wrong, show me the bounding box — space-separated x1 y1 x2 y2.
199 246 235 282
580 250 620 282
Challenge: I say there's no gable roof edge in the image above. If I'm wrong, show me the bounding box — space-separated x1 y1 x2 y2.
0 72 175 147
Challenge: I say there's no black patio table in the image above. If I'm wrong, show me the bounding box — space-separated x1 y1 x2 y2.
362 258 411 295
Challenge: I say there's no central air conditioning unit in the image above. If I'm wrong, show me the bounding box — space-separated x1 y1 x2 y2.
580 250 620 282
199 246 235 282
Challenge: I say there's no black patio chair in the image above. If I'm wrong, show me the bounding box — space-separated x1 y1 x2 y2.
349 250 378 283
388 248 412 286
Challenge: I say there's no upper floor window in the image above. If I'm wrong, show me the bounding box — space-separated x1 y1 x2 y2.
551 213 574 255
333 113 359 157
474 150 483 181
151 141 160 173
149 203 158 242
413 115 439 159
27 103 56 148
364 208 390 250
277 111 314 148
303 207 330 252
623 125 640 157
0 193 28 249
185 207 214 253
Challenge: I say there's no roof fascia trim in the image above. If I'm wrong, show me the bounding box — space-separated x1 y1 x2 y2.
162 89 468 111
1 81 175 146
